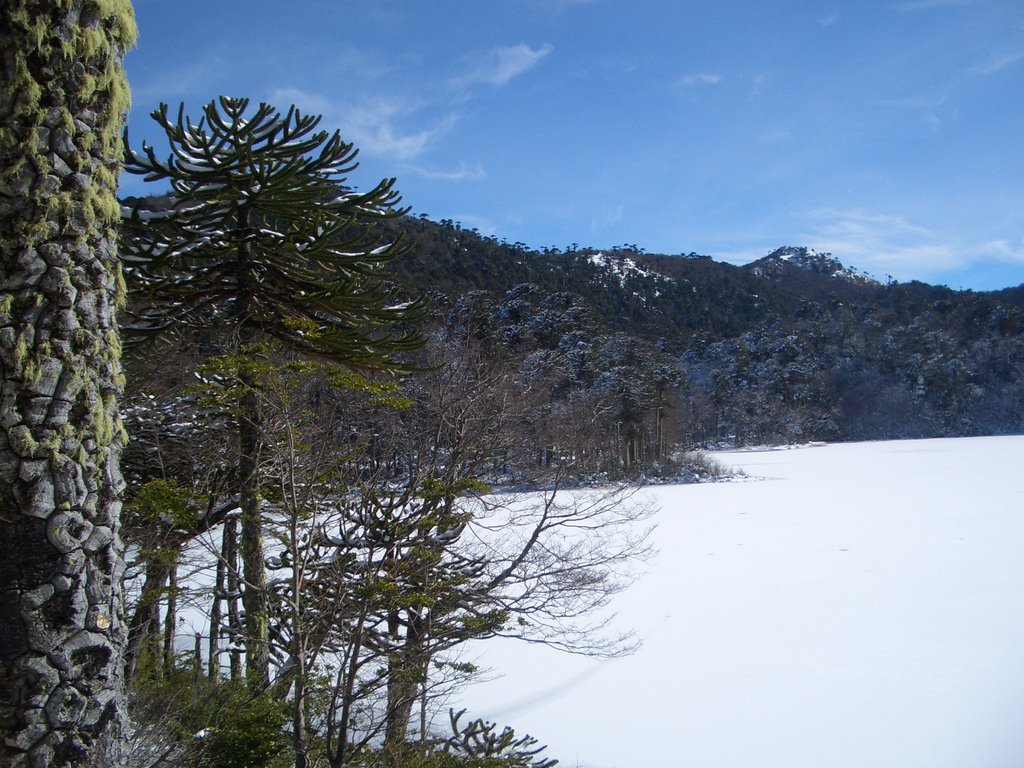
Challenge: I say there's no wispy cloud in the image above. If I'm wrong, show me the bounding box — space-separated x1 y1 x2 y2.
895 0 975 11
408 161 487 182
270 43 551 165
798 208 962 280
870 94 946 130
448 214 498 237
748 72 770 99
452 43 554 89
968 50 1024 75
721 210 1024 285
269 87 455 161
871 94 947 110
590 204 625 233
676 73 722 88
130 55 228 106
535 0 600 9
979 238 1024 264
346 102 456 161
758 128 792 143
819 10 841 26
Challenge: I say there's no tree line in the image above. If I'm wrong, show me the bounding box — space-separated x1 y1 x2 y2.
115 95 658 768
6 5 1021 765
3 42 658 764
384 229 1024 449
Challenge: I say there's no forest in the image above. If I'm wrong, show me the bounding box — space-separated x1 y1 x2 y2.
384 221 1024 448
3 5 1023 766
117 98 661 768
111 98 1024 767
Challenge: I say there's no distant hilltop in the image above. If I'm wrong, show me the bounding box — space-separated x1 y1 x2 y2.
745 246 879 285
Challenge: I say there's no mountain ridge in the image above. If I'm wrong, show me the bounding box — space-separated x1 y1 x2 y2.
386 214 1024 445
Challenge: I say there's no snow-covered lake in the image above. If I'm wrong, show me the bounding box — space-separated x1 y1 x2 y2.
458 436 1024 768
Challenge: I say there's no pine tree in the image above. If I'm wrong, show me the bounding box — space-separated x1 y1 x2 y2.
120 96 424 367
0 2 136 765
120 97 426 689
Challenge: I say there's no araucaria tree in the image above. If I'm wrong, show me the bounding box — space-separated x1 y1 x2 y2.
0 2 136 766
120 97 425 688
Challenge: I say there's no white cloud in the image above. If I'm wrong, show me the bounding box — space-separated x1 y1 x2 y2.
758 128 791 143
130 56 228 106
871 94 946 110
408 161 487 182
269 87 455 161
819 10 841 26
798 208 963 280
269 87 334 116
713 211 1024 286
348 104 455 161
453 43 554 89
870 94 946 131
448 214 498 237
968 50 1024 76
676 73 722 88
748 72 770 98
979 238 1024 264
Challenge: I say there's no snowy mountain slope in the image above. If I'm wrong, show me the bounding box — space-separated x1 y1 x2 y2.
745 245 880 285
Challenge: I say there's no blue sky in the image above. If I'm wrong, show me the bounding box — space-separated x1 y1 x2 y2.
122 0 1024 290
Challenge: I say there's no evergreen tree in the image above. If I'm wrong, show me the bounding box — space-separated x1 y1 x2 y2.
120 97 426 689
121 96 424 367
0 2 136 765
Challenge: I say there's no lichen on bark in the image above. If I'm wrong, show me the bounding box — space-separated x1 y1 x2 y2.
1 1 135 765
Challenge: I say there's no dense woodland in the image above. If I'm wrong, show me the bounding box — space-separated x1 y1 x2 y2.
5 20 1022 761
7 5 1019 766
109 98 667 768
114 197 1024 767
111 108 1024 766
384 221 1024 448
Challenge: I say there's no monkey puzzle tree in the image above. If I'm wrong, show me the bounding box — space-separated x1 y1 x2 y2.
0 1 135 765
120 96 426 688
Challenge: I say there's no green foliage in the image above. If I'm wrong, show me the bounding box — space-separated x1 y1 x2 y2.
192 345 410 416
121 96 426 372
442 709 558 768
130 664 290 768
127 477 200 529
355 722 557 768
418 475 493 502
199 685 291 768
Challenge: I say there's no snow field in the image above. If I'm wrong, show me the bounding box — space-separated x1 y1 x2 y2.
458 436 1024 768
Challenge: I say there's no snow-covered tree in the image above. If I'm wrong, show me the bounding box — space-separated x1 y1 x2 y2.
120 96 424 367
120 97 426 689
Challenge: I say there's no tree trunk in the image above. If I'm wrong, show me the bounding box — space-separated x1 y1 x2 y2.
209 541 225 679
223 519 243 681
123 558 171 682
239 382 270 689
0 3 135 765
384 611 425 749
161 561 178 678
232 207 270 690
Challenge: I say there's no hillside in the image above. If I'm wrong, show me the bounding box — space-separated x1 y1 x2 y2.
385 215 1024 447
119 197 1024 454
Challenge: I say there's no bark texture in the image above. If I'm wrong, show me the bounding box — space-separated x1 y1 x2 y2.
0 2 135 765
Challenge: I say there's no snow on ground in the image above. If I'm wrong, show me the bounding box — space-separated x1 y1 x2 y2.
456 436 1024 768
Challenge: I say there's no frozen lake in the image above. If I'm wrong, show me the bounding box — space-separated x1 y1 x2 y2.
458 436 1024 768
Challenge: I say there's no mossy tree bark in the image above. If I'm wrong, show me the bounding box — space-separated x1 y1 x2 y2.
0 2 135 766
